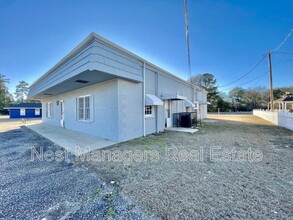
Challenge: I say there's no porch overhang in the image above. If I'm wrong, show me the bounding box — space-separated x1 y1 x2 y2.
160 93 186 100
196 101 210 105
145 94 163 106
28 69 141 100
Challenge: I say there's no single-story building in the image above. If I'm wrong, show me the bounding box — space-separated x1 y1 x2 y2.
28 33 207 142
4 103 42 118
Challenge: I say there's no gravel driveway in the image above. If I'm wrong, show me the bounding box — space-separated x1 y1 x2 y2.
77 115 293 219
0 121 148 219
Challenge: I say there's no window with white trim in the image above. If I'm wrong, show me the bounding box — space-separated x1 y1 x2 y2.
78 95 91 121
46 102 53 118
20 108 25 116
145 105 153 117
35 108 40 116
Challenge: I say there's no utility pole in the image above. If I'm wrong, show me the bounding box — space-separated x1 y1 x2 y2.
184 0 191 80
268 51 274 111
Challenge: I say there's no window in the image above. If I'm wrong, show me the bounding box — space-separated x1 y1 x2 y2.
35 108 40 116
145 105 153 117
78 95 91 121
20 108 25 116
46 102 53 118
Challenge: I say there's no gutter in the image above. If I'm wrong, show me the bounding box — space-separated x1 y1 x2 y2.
155 71 159 133
142 62 146 136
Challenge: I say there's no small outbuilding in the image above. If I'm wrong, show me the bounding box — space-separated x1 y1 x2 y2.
4 103 42 118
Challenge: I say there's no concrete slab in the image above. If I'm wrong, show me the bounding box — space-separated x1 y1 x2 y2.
165 127 198 133
202 119 217 123
26 123 117 155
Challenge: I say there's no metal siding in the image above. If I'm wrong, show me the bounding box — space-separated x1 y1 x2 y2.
9 109 20 118
145 68 156 94
29 45 93 98
29 39 143 98
145 65 197 132
9 109 42 118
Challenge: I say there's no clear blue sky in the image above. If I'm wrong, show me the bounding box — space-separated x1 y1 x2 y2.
0 0 292 95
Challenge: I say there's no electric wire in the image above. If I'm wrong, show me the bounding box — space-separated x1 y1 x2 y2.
218 55 267 88
218 28 293 90
271 28 293 52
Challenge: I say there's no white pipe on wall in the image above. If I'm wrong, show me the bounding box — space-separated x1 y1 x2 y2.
142 62 146 136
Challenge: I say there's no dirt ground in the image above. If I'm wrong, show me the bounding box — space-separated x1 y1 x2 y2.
1 115 292 219
78 114 293 219
207 113 275 125
0 116 41 132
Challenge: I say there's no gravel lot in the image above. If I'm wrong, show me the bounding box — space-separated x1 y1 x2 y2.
77 115 293 219
0 119 149 219
1 116 292 219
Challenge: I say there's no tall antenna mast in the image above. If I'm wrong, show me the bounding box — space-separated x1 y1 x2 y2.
184 0 192 79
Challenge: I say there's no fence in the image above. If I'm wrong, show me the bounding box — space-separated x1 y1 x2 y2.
253 109 293 131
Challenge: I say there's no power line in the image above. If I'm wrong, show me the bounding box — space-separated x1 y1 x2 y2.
219 71 268 92
218 54 267 88
218 28 293 89
219 53 289 93
273 51 293 55
271 28 293 52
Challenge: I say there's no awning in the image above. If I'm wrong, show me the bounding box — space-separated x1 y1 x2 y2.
160 93 186 100
145 94 163 106
196 101 210 105
194 101 210 108
185 99 195 108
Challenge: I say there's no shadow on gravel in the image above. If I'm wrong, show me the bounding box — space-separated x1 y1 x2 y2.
0 127 148 219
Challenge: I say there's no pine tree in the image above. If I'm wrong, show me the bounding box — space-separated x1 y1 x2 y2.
14 80 29 103
0 74 13 113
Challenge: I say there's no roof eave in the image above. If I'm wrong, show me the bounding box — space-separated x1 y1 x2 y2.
30 32 207 93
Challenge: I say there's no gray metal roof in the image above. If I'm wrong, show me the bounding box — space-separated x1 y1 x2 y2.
5 103 42 109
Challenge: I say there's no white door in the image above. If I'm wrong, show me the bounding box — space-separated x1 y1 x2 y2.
60 100 64 127
165 100 172 127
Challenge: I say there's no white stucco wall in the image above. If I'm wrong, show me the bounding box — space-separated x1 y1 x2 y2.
253 110 293 131
278 112 293 131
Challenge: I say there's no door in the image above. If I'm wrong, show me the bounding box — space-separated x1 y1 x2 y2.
60 100 64 127
165 100 171 127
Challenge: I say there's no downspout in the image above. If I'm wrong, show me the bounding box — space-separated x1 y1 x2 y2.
192 86 195 103
142 62 146 136
155 72 159 133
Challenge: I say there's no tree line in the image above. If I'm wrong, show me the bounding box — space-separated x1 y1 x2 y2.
189 73 293 112
1 72 291 114
0 74 35 114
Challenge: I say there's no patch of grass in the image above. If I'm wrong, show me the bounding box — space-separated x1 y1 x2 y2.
104 206 114 219
143 146 152 151
103 190 118 200
82 186 103 204
127 203 135 210
125 134 168 151
94 188 102 197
